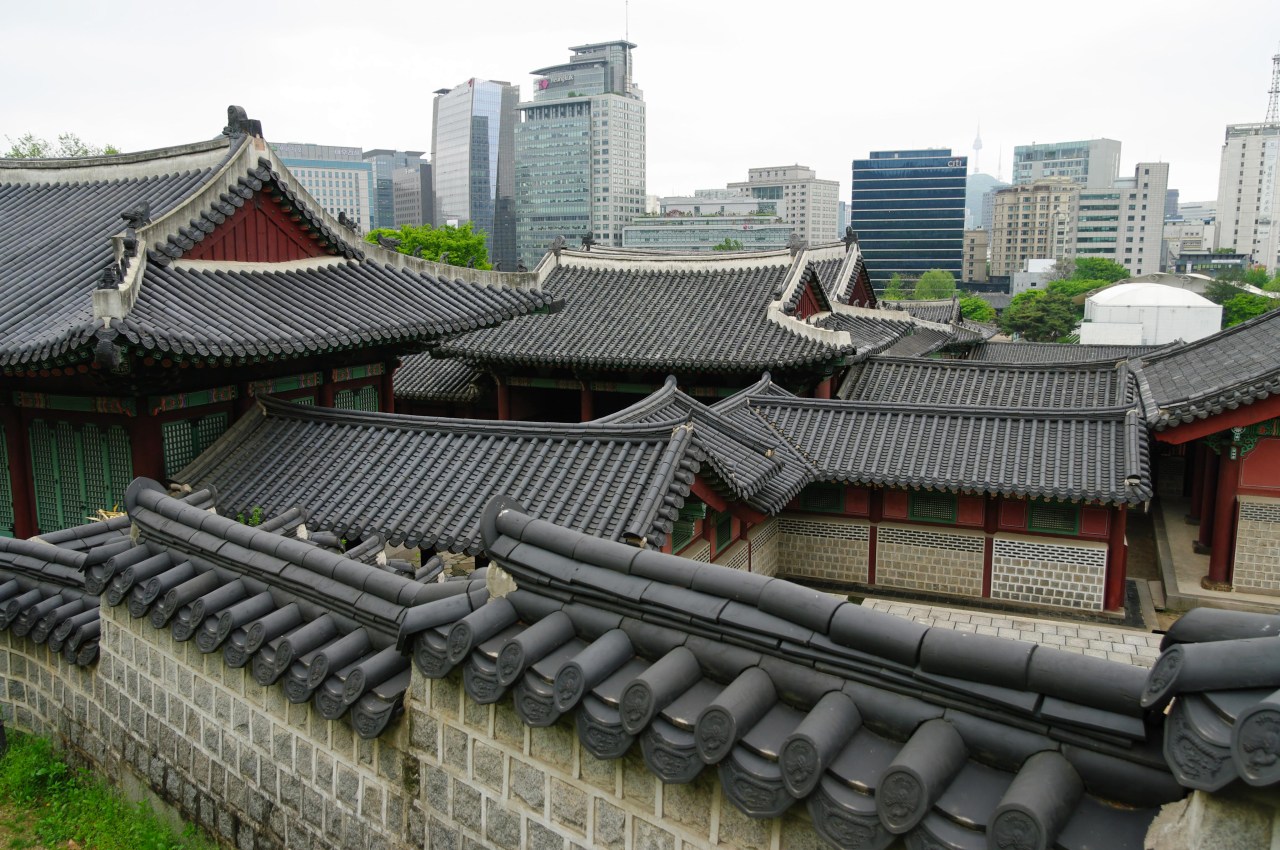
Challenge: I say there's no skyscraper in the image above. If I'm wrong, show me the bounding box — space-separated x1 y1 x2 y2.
850 149 967 288
515 41 646 265
363 149 427 232
1215 122 1279 272
431 79 519 270
726 165 840 245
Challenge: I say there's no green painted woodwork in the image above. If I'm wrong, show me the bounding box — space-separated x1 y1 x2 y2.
335 384 379 412
671 520 695 553
28 419 132 533
678 501 707 521
1028 501 1081 535
800 483 844 513
0 424 13 537
162 412 230 479
714 510 733 556
908 491 958 524
148 385 236 416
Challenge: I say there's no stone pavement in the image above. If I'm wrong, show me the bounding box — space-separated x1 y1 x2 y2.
863 597 1162 668
1155 497 1280 614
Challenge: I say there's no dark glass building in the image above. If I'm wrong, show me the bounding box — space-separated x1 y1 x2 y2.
851 149 967 288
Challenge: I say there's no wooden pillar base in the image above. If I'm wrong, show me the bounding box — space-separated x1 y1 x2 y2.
1200 576 1233 592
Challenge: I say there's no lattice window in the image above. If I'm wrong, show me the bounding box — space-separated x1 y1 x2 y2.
335 384 380 412
671 520 695 553
908 491 957 524
162 412 230 478
291 395 316 406
800 483 844 513
0 423 13 537
714 510 733 555
1028 501 1080 535
28 419 132 532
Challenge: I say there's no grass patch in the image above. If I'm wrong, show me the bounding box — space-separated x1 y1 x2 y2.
0 731 215 850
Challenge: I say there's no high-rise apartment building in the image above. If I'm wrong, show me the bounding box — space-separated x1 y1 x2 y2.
271 143 373 231
989 178 1079 279
1215 122 1280 272
727 165 840 245
363 149 427 231
432 79 520 270
515 41 646 265
850 149 967 287
1013 139 1121 189
393 162 433 228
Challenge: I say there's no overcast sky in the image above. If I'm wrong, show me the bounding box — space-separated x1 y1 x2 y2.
4 1 1278 203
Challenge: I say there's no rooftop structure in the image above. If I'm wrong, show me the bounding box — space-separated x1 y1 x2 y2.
1080 282 1221 345
727 165 841 246
1013 138 1121 188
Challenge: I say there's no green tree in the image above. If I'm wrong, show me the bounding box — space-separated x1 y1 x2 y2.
999 291 1078 341
712 237 743 251
882 273 909 300
913 269 957 300
4 132 120 158
1047 278 1110 299
1242 266 1271 287
1071 257 1129 283
365 223 491 269
958 295 996 322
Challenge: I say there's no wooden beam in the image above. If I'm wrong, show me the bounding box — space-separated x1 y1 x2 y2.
1154 394 1280 445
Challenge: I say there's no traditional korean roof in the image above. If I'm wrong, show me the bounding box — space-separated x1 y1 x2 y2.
176 396 711 554
393 354 485 403
842 357 1135 409
743 391 1152 505
436 247 862 374
881 297 962 325
1130 307 1280 431
969 341 1172 364
0 107 549 373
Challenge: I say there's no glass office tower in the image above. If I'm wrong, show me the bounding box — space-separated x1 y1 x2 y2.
363 149 427 231
850 149 967 289
515 41 646 266
431 79 519 270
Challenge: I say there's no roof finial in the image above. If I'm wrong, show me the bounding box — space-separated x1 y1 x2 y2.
581 232 596 252
788 232 806 257
222 105 263 138
550 235 567 257
843 225 859 253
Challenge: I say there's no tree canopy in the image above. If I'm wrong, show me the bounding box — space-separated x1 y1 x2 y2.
914 269 957 300
882 273 909 300
1070 257 1130 283
1203 280 1280 327
1046 278 1111 300
712 237 743 252
4 132 120 159
365 223 491 269
958 295 996 323
999 290 1078 342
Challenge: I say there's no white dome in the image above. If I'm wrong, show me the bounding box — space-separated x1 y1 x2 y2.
1088 282 1215 308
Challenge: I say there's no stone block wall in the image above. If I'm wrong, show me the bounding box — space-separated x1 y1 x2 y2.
1234 497 1280 594
875 525 984 597
776 516 869 584
678 539 711 563
745 518 780 577
990 535 1108 610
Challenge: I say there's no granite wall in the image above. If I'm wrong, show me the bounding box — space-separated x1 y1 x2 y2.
1234 497 1280 595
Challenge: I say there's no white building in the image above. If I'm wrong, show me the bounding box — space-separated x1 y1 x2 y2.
1214 122 1280 272
271 143 373 232
1075 162 1169 277
1011 258 1057 294
728 165 840 245
1079 282 1221 345
1013 139 1122 188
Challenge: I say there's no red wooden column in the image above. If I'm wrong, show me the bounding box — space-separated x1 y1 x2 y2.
579 383 594 422
982 495 1000 598
1205 448 1241 590
495 377 511 421
1104 505 1128 611
1195 449 1219 553
380 360 397 414
319 374 336 408
867 489 882 585
814 376 832 400
2 405 36 538
130 411 165 483
1186 442 1205 524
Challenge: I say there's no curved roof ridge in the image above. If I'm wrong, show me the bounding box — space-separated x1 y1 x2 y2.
0 136 234 184
751 395 1143 421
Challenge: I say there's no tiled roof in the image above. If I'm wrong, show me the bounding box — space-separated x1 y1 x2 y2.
877 326 955 358
597 377 809 513
843 357 1134 409
394 354 485 403
969 341 1172 364
1131 307 1280 430
0 138 233 368
437 250 858 374
176 397 707 554
815 311 916 356
746 395 1152 504
881 298 961 325
396 499 1231 848
0 117 549 372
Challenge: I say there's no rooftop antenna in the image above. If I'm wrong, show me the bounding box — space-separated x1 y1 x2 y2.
1267 44 1280 123
972 123 983 174
625 0 629 41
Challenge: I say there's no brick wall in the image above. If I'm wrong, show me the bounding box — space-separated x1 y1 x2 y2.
875 525 984 597
776 516 870 583
746 517 780 577
990 534 1108 610
0 600 845 850
1234 497 1280 594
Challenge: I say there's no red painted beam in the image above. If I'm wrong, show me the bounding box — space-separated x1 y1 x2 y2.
1104 506 1128 611
1154 393 1280 445
2 406 35 538
1206 452 1241 588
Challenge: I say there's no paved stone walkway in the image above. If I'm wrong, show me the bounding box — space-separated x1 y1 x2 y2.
863 598 1162 668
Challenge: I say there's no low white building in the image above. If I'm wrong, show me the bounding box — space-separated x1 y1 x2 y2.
1011 258 1056 294
1079 282 1221 345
